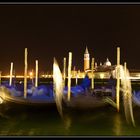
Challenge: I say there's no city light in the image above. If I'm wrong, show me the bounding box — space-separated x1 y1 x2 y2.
100 73 104 79
29 71 33 79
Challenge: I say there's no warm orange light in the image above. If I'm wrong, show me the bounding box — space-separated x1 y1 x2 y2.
29 71 34 78
29 72 33 76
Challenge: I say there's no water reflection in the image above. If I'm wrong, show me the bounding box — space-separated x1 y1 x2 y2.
113 113 122 136
63 114 72 134
0 104 139 136
64 115 72 130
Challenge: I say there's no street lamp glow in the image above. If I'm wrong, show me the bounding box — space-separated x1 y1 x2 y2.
29 71 33 78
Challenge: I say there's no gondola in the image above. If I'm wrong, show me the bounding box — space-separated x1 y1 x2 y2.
62 86 116 110
0 85 55 106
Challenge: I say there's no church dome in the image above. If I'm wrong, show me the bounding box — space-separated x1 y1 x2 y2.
104 58 111 66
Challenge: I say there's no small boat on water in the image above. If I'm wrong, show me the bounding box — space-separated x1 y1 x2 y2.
0 85 55 106
63 94 114 110
62 86 116 110
0 83 115 109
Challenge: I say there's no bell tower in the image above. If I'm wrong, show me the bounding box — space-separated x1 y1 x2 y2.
84 46 90 71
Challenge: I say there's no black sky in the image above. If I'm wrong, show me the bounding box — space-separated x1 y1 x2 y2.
0 4 140 74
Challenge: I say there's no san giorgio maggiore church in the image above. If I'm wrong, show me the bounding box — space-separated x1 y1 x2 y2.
71 46 112 79
84 46 111 71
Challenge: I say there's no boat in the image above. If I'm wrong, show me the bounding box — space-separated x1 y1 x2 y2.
62 86 116 110
0 85 55 106
0 83 115 108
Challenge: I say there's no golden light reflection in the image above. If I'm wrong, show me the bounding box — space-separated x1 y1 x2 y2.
63 115 72 132
113 113 122 135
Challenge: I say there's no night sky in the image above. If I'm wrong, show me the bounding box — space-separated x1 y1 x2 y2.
0 4 140 75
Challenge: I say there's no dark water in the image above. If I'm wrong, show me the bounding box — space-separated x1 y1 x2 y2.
0 78 140 136
0 104 140 136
